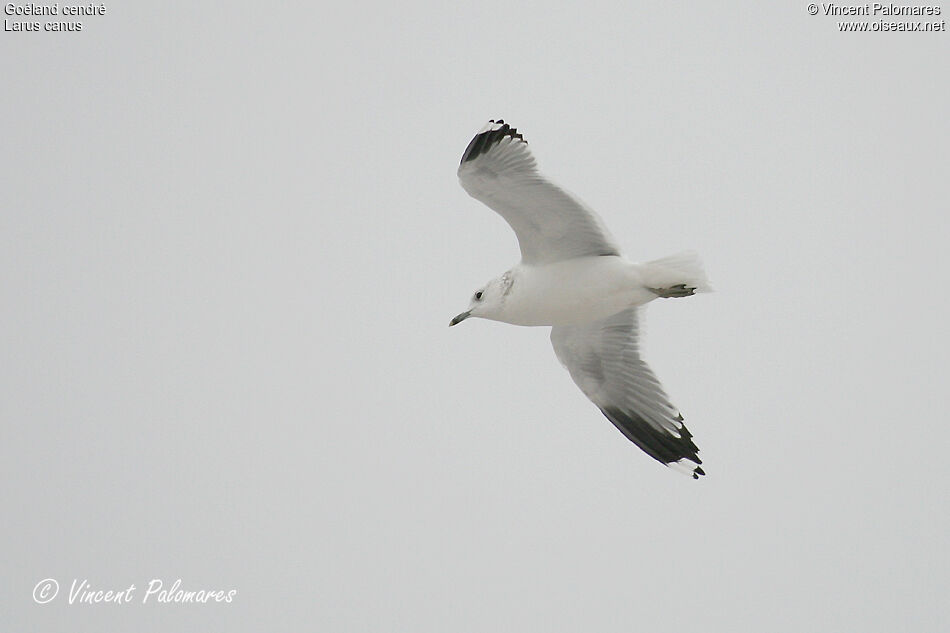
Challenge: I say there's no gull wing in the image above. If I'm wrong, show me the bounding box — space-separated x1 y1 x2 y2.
457 120 621 265
550 308 704 478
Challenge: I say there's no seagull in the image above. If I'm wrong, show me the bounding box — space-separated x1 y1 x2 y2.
450 120 710 479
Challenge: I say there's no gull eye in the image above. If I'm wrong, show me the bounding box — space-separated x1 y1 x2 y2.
474 291 483 301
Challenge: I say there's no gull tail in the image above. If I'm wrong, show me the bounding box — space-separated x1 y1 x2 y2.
641 251 711 297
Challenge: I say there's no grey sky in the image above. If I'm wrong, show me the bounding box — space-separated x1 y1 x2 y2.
3 2 948 631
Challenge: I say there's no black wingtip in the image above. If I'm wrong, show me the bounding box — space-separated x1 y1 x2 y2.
599 406 703 472
459 119 527 165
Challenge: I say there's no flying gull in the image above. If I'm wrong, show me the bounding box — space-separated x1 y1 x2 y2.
450 120 710 478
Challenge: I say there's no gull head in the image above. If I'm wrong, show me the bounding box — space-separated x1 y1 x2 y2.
449 272 513 326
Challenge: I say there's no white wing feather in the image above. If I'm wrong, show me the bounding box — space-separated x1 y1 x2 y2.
550 308 704 476
457 120 621 265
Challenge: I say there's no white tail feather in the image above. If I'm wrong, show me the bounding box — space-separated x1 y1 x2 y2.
641 251 712 293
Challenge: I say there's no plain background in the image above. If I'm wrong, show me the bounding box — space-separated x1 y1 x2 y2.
2 2 948 631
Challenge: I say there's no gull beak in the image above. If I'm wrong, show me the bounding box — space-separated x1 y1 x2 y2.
449 310 471 327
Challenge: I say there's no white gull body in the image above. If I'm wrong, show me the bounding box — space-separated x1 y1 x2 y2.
450 120 710 478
